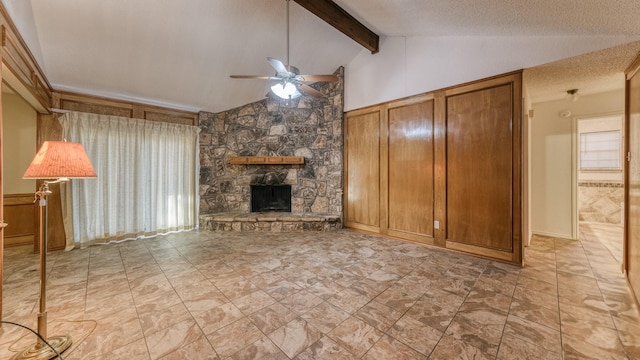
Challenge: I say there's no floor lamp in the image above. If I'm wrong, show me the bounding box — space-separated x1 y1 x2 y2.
14 141 96 360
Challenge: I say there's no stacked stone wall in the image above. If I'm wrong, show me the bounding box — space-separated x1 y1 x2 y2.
199 67 344 218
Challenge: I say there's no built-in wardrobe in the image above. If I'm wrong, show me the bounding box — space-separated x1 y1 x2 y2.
344 71 523 264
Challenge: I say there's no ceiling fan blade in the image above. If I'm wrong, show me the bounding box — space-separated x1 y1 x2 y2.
297 74 339 82
230 75 278 80
267 57 289 74
298 83 323 98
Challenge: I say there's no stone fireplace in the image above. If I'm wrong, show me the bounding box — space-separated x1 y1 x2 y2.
198 67 344 231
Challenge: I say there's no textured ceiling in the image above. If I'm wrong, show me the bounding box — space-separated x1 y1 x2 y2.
333 0 640 37
525 41 640 103
2 0 640 112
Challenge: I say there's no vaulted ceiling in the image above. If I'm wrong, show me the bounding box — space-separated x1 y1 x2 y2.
2 0 640 113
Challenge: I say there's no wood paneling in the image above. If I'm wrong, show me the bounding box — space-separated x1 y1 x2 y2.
442 74 522 263
445 84 513 251
625 53 640 304
344 71 522 264
3 194 36 247
0 66 4 323
52 91 198 126
0 0 54 322
0 13 52 112
433 92 447 247
345 109 381 231
387 98 435 243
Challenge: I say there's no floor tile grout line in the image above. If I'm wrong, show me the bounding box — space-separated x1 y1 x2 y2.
493 264 521 360
356 259 429 359
4 228 636 359
143 237 225 359
584 233 635 360
161 234 332 359
552 236 568 358
119 241 156 359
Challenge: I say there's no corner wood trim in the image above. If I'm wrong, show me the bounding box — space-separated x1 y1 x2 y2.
228 156 305 165
625 51 640 80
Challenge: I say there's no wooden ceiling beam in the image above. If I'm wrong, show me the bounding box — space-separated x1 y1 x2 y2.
293 0 379 54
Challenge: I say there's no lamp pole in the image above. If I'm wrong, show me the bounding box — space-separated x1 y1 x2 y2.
36 182 52 348
13 181 72 360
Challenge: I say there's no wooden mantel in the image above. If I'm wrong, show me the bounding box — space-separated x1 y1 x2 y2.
228 156 305 165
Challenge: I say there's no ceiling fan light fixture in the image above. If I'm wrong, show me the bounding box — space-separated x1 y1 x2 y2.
271 81 301 99
230 0 337 99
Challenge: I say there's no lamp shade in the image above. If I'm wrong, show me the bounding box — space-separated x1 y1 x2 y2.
23 141 97 179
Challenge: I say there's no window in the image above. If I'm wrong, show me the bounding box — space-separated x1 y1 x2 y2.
579 130 621 170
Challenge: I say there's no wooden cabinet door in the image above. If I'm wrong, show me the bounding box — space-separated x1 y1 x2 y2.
625 54 640 303
345 109 381 232
443 76 522 263
387 98 435 243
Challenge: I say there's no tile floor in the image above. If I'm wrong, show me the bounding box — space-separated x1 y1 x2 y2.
1 226 639 359
580 221 624 264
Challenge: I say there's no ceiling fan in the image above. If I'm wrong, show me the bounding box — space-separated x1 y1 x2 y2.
230 0 338 99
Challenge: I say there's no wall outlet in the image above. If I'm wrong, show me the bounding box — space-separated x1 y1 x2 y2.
434 220 440 229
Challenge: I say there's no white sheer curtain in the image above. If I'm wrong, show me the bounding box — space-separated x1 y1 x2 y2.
60 111 200 248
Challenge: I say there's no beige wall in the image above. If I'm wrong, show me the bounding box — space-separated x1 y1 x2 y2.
2 89 37 194
530 89 624 239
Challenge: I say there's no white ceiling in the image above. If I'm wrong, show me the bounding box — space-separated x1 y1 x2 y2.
2 0 640 113
335 0 640 37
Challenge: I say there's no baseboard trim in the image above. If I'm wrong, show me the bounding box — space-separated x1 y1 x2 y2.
531 231 576 241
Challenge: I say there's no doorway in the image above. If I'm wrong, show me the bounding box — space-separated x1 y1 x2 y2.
576 114 625 266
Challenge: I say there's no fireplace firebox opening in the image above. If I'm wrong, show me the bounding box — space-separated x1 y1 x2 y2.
251 185 292 212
